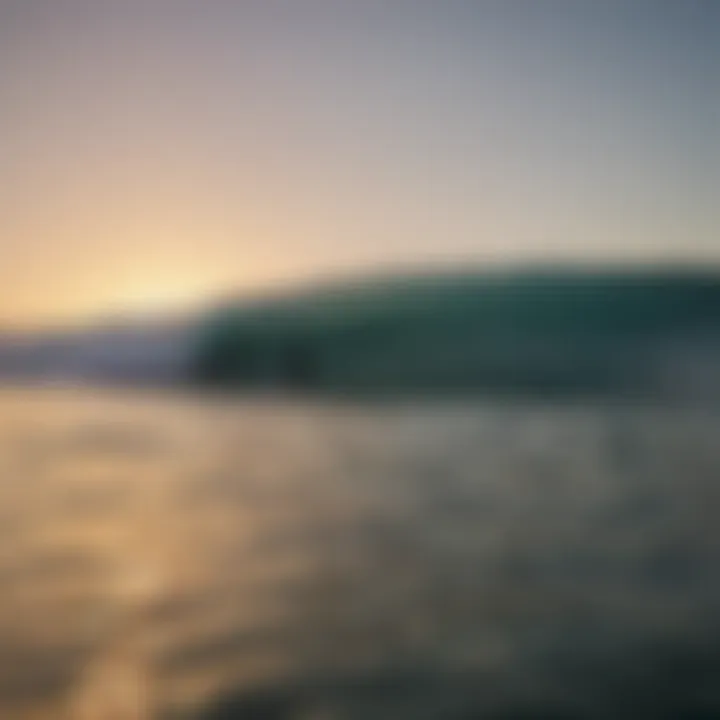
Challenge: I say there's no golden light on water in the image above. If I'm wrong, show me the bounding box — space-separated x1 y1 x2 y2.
0 387 719 717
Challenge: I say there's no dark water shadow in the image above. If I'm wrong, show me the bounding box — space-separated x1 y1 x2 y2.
197 648 720 720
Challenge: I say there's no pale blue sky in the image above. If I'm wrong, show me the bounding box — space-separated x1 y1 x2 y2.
1 1 718 322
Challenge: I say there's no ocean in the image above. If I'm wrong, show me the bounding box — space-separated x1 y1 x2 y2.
0 387 718 719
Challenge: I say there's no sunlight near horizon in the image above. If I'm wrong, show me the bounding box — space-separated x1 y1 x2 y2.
107 286 205 316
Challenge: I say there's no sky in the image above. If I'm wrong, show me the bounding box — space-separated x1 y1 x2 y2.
1 0 719 325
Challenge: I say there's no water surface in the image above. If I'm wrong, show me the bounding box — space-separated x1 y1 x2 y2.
0 388 718 718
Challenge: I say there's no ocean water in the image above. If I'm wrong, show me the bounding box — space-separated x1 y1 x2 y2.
0 387 718 719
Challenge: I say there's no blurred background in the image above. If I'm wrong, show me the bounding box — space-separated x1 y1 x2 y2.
1 1 720 717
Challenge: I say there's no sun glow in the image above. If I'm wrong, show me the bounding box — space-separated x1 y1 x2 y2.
108 284 209 317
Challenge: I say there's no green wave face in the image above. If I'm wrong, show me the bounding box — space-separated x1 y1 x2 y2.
190 268 720 398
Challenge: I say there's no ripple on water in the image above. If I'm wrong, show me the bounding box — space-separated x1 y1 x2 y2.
0 389 719 718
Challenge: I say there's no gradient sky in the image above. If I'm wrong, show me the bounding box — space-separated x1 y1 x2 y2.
1 0 719 324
